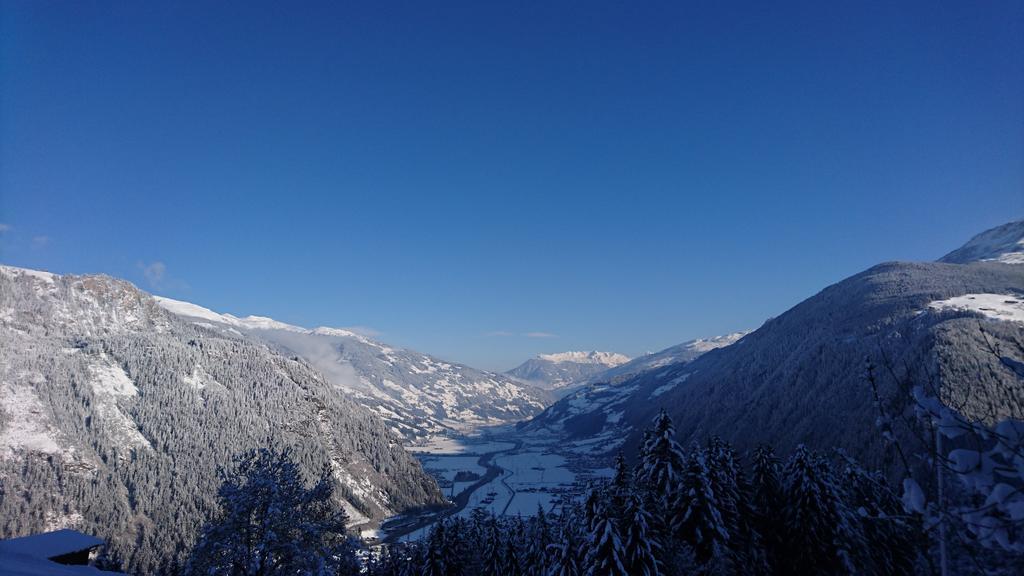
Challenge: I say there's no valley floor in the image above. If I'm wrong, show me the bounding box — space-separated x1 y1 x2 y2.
378 427 614 543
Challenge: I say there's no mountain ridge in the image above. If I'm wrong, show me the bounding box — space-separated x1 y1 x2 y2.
153 295 553 443
0 264 444 573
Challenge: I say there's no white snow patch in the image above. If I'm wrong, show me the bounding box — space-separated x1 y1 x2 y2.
0 382 63 458
0 265 57 284
154 296 305 332
928 293 1024 324
650 372 691 398
182 364 220 390
87 355 151 450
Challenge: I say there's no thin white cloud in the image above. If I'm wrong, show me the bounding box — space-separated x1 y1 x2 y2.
137 260 189 292
31 235 49 249
140 261 166 288
0 223 10 233
524 331 558 339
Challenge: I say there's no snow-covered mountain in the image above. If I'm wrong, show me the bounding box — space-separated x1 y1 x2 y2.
154 297 552 442
586 333 749 385
0 265 443 573
523 223 1024 478
506 351 630 390
520 333 749 439
939 219 1024 264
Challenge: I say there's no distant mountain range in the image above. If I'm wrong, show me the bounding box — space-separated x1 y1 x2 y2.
0 266 445 573
524 221 1024 477
506 351 630 390
506 334 749 394
154 297 552 443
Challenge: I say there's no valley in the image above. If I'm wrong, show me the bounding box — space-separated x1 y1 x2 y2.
2 220 1023 573
380 426 614 543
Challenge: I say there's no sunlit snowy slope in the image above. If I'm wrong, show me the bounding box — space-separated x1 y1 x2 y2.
0 265 443 573
155 297 552 442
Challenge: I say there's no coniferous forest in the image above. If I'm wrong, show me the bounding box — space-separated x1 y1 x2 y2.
363 411 920 576
182 410 1024 575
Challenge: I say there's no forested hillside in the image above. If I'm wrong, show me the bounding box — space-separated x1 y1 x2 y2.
0 266 444 573
155 296 552 442
526 261 1024 476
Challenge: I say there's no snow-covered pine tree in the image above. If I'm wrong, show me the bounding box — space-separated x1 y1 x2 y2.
503 536 524 576
481 516 505 576
842 459 919 575
622 491 662 576
641 410 686 506
584 506 629 576
608 452 631 522
750 444 783 572
185 447 355 576
547 521 585 576
583 485 605 532
525 504 554 574
707 437 764 572
781 446 864 575
442 517 472 576
671 446 730 569
421 520 447 576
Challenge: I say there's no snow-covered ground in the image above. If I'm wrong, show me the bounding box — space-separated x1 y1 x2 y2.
929 293 1024 323
386 429 613 542
0 378 64 459
407 436 516 455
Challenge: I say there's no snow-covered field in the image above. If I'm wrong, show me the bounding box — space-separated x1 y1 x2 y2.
929 293 1024 323
407 436 516 455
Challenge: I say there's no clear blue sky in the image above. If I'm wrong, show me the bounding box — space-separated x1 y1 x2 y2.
2 1 1021 371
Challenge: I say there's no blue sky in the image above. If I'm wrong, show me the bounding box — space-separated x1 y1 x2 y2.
1 1 1021 371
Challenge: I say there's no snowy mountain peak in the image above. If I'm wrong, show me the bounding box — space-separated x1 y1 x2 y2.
536 351 631 366
507 351 631 391
940 220 1024 265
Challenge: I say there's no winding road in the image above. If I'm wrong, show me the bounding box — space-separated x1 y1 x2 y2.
381 438 522 544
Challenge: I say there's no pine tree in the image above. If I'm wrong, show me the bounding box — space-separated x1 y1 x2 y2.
442 517 470 576
640 410 686 506
481 516 505 576
750 444 783 573
782 446 863 575
622 492 661 576
584 510 629 576
672 447 730 569
583 485 604 532
842 461 919 575
503 537 524 576
708 437 762 572
526 504 554 574
548 522 585 576
185 447 354 576
421 520 447 576
609 452 631 522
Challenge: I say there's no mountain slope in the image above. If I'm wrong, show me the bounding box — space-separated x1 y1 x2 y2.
154 297 552 442
939 219 1024 264
526 260 1024 474
522 332 748 440
0 266 444 573
587 332 749 385
506 351 630 390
